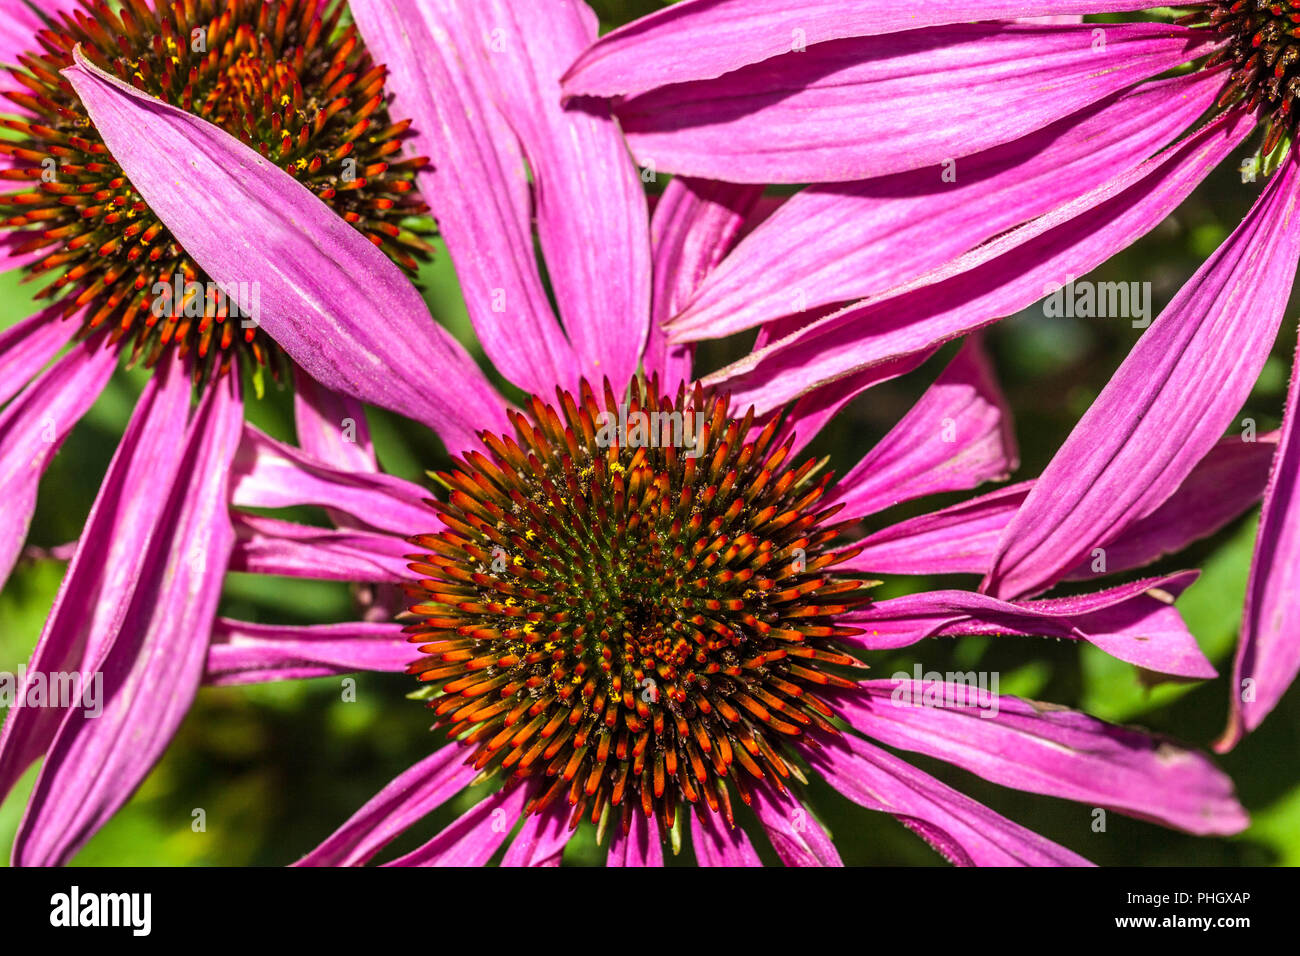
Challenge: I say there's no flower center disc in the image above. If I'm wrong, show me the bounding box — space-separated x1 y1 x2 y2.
0 0 429 380
404 379 873 838
1202 0 1300 153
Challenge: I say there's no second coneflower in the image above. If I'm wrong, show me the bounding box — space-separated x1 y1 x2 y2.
0 0 509 866
562 0 1300 750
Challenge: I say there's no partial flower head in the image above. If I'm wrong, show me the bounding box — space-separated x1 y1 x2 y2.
562 0 1300 750
0 0 505 865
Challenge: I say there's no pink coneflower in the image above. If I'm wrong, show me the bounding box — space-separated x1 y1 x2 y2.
0 0 508 865
136 0 1253 867
211 344 1258 867
562 1 1300 750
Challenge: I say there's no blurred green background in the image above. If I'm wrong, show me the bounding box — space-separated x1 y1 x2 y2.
1 1 1298 866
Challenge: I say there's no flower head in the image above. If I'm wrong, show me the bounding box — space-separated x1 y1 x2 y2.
0 0 501 866
561 0 1300 751
179 2 1251 867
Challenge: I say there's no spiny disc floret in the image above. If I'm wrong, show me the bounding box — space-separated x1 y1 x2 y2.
403 378 872 838
1196 1 1300 154
0 0 430 380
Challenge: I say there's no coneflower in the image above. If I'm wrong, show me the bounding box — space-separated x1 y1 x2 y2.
214 347 1253 867
0 0 507 867
562 0 1300 750
147 0 1249 867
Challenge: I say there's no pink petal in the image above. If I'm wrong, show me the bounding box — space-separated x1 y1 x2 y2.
501 803 572 867
61 46 504 452
838 683 1247 835
607 812 664 866
206 618 413 686
0 302 83 408
1220 338 1300 750
230 426 434 536
848 573 1216 678
474 0 651 389
843 433 1275 578
0 337 116 591
294 744 478 867
349 0 581 396
667 73 1220 341
229 514 412 583
614 22 1207 183
691 811 763 866
14 370 242 866
810 733 1092 866
563 0 1159 99
986 157 1300 599
828 339 1016 518
1064 432 1276 582
383 785 530 867
647 177 764 389
0 354 192 813
778 351 933 458
842 482 1031 577
750 786 842 866
293 367 377 474
705 109 1251 414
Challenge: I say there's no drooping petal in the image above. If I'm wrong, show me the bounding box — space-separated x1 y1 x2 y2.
0 337 116 591
647 176 764 389
0 355 192 811
294 744 478 867
474 0 651 388
292 367 376 474
501 803 572 867
809 733 1092 866
613 22 1207 183
14 369 242 866
828 339 1016 518
690 811 763 866
847 573 1215 678
705 109 1251 414
206 618 412 686
842 482 1031 577
838 683 1247 835
1220 338 1300 750
562 0 1159 99
0 301 84 409
349 0 581 396
986 156 1300 599
230 426 434 536
750 786 842 866
1064 432 1276 581
61 47 505 452
229 514 411 583
667 73 1220 340
384 785 529 867
606 812 664 866
777 351 933 458
842 433 1275 578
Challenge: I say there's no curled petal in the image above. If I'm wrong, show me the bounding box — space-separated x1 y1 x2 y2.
206 618 413 686
563 0 1158 99
847 573 1216 679
838 683 1247 835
